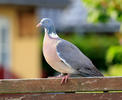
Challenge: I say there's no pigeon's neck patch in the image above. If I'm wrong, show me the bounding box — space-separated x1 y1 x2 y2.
45 27 58 38
49 32 59 38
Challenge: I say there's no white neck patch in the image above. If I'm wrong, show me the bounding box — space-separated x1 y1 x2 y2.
49 32 59 38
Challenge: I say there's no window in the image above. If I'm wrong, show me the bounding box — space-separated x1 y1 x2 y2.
18 9 37 37
0 17 11 78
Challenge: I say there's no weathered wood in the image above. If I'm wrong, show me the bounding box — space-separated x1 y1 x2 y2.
0 77 122 93
0 93 122 100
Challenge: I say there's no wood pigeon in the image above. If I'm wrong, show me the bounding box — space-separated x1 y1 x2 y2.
37 18 103 84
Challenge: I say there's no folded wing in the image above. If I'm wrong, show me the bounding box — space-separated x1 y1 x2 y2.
56 40 103 77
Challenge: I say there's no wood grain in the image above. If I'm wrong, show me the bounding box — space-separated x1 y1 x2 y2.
0 77 122 93
0 93 122 100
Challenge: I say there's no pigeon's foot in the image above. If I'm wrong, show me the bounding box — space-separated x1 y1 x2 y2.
48 74 70 85
61 74 69 85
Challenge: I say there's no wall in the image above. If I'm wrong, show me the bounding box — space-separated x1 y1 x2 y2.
0 6 42 78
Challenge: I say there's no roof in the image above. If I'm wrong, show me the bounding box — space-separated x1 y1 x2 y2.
0 0 70 8
59 23 120 33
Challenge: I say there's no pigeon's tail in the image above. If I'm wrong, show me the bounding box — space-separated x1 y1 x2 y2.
91 66 104 77
94 71 104 77
79 66 104 77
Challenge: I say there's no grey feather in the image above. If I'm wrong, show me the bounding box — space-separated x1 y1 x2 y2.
56 39 103 77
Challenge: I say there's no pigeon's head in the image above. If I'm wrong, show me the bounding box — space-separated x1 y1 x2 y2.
37 18 54 29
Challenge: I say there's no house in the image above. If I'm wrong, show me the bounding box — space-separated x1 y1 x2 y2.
0 0 70 79
37 0 120 33
59 0 120 33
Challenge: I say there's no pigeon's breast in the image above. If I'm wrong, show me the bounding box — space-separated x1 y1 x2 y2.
43 33 76 74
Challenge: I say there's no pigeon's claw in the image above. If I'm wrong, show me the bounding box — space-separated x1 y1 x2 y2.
61 74 69 85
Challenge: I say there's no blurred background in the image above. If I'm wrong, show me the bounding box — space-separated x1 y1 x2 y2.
0 0 121 79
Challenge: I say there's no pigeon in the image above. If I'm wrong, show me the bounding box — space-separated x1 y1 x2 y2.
37 18 104 84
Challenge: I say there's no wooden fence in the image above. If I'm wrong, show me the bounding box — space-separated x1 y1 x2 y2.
0 77 122 100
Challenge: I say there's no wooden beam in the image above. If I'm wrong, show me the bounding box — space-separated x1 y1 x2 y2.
0 93 122 100
0 77 122 93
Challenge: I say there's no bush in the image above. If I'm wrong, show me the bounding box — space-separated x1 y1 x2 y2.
105 64 122 76
106 46 122 65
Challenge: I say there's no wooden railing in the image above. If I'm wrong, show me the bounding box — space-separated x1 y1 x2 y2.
0 77 122 100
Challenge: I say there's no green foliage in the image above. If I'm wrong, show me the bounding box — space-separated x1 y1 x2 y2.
60 34 119 71
106 46 122 65
105 46 122 76
105 64 122 76
82 0 122 23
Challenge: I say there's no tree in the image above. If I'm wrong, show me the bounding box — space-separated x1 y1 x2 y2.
82 0 122 44
82 0 122 23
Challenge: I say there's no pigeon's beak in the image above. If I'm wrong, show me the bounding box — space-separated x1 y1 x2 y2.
36 22 42 27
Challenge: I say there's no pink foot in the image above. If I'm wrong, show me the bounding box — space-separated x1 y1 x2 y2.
61 75 69 85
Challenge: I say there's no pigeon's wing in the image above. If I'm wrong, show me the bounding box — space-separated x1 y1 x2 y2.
56 40 103 77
